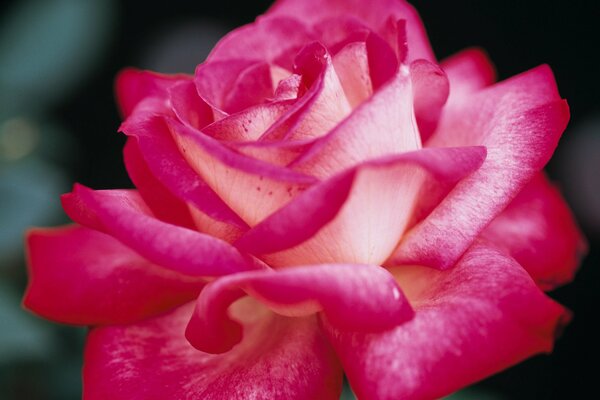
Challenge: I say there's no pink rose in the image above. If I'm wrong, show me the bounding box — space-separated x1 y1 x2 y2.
25 0 586 399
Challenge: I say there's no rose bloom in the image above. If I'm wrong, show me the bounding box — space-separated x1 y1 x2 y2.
24 0 586 399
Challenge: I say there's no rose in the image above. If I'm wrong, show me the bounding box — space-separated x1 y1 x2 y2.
24 0 586 398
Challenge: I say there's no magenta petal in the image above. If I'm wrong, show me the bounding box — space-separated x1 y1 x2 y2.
24 225 203 325
115 68 190 118
312 16 370 54
482 173 587 290
325 243 570 400
195 59 275 115
442 47 496 105
186 264 412 353
410 59 450 142
61 185 257 276
168 79 214 130
222 62 275 113
380 18 408 62
393 66 570 269
268 0 434 62
123 138 196 229
365 31 400 90
237 146 486 267
84 303 342 400
207 16 315 69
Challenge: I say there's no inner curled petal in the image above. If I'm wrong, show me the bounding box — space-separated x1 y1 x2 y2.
185 264 413 354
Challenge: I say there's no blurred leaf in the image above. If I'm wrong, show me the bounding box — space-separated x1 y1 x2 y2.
0 117 77 166
340 378 357 400
0 284 55 363
47 354 84 400
444 387 506 400
0 157 69 265
0 0 116 118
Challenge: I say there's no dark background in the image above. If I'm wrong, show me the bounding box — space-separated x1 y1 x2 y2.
1 0 598 399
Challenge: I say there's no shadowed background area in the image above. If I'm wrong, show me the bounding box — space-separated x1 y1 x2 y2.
0 0 598 399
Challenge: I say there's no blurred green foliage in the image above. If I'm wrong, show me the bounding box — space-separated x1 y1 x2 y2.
0 0 115 399
0 0 114 119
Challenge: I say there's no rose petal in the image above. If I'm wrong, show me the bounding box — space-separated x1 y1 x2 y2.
325 243 570 400
230 139 312 167
207 16 315 69
171 84 311 175
442 47 496 105
268 0 434 62
115 68 190 118
482 173 587 290
380 18 408 63
332 41 372 107
202 101 292 142
292 69 421 179
273 73 302 100
236 146 486 267
195 60 274 115
365 31 400 90
120 114 248 241
186 264 412 353
84 303 342 400
61 185 257 276
223 62 275 113
24 225 203 325
393 65 570 269
312 16 370 52
262 43 351 141
123 138 196 229
168 118 316 226
168 79 213 130
410 59 450 142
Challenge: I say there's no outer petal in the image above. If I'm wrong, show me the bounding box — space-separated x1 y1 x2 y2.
482 173 587 290
115 68 190 118
267 0 434 62
325 243 570 400
185 264 412 353
393 66 570 269
236 147 486 267
442 47 496 105
84 303 342 400
61 185 258 276
24 225 203 325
